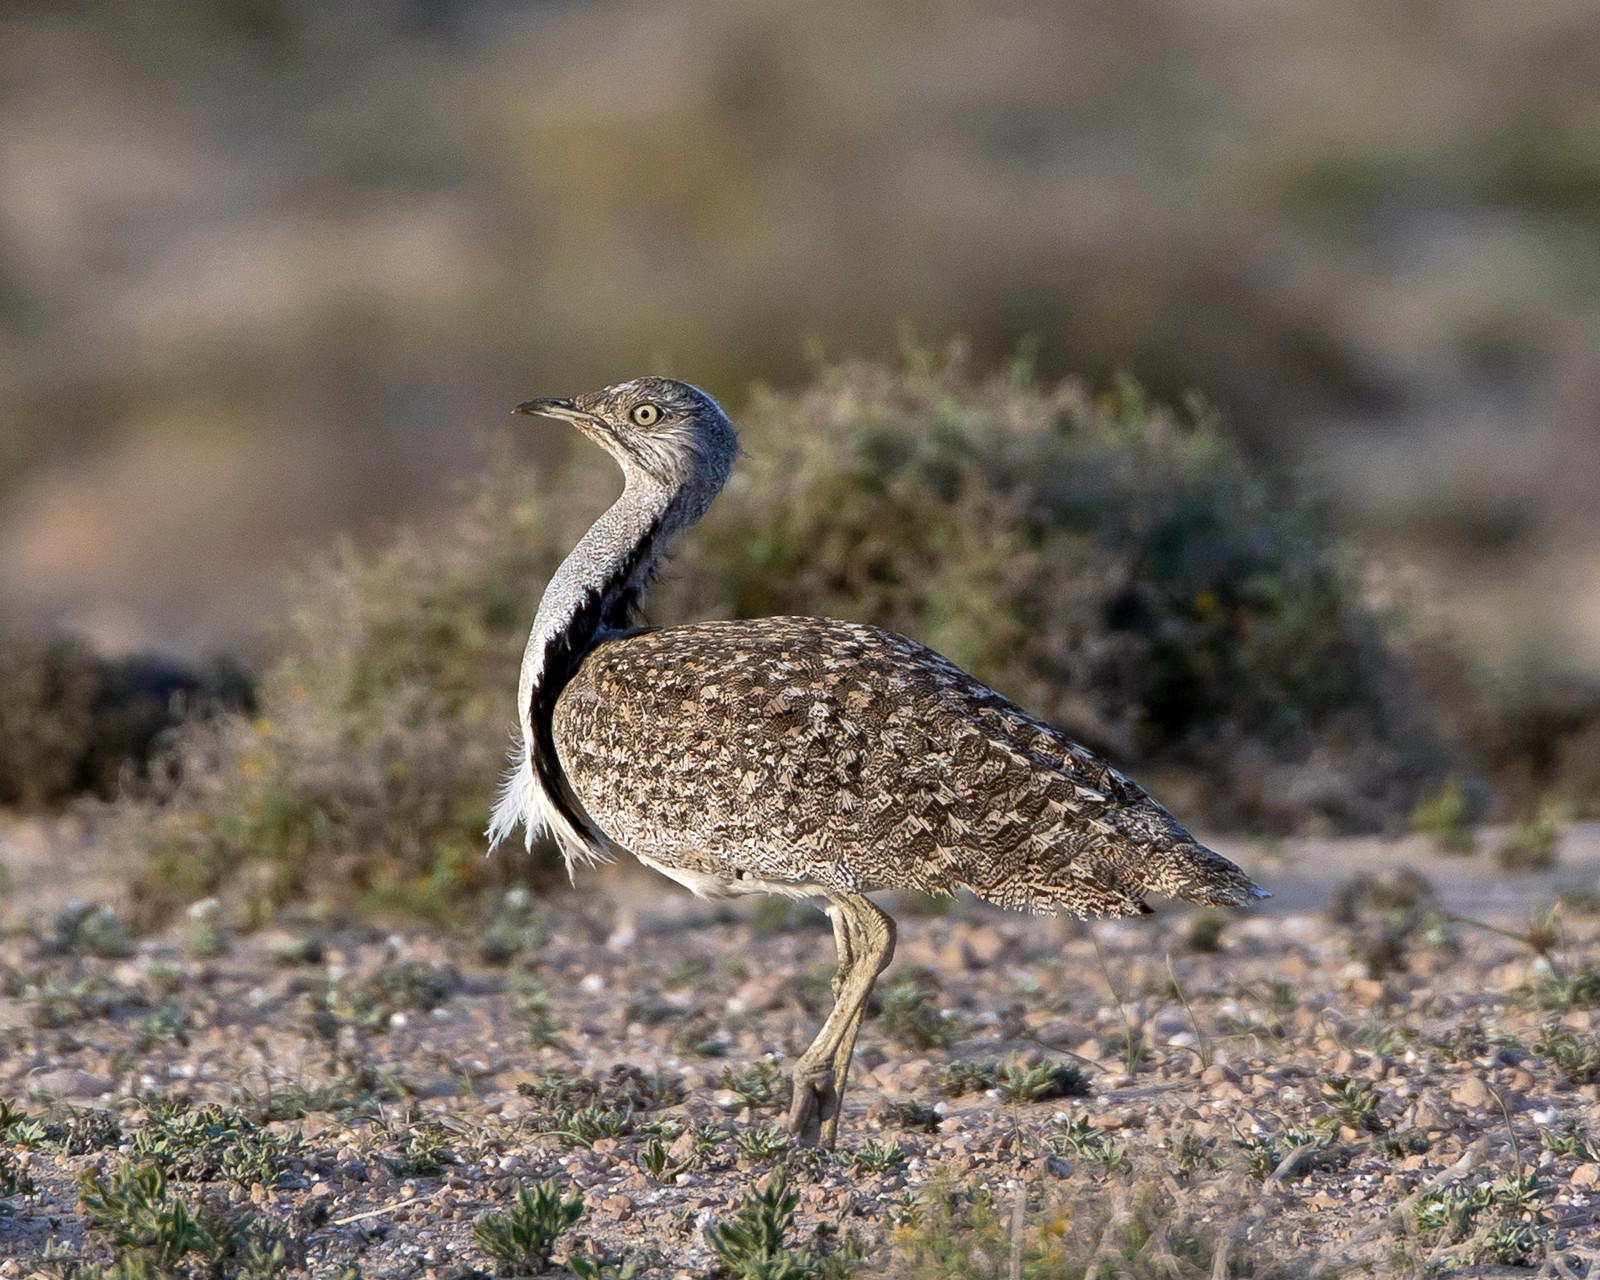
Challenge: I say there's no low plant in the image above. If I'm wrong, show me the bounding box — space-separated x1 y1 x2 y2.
1376 1129 1429 1159
1522 965 1600 1011
1539 1128 1600 1161
1163 1130 1218 1175
1534 1023 1600 1084
1409 776 1476 853
1316 1075 1385 1133
567 1257 640 1280
878 1099 941 1133
936 1062 999 1097
1054 1116 1108 1158
25 1106 123 1155
47 901 137 958
720 1059 790 1111
877 972 960 1050
184 897 231 958
1186 909 1227 953
133 1005 190 1053
77 1157 292 1277
1493 1169 1542 1216
997 1059 1089 1103
519 1064 685 1115
547 1105 630 1147
476 886 549 965
1496 815 1559 870
20 971 133 1029
890 1171 1243 1278
386 1124 453 1177
734 1123 790 1163
1472 1222 1544 1267
840 1138 905 1174
639 1135 674 1180
706 1167 813 1280
472 1179 584 1273
129 1099 301 1186
0 1100 36 1217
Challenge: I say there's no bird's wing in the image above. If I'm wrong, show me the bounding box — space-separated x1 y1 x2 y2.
552 616 1261 916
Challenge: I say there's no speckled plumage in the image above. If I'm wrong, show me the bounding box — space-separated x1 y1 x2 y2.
493 376 1263 1147
554 615 1258 916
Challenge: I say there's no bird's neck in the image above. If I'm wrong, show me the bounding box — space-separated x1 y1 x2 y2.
515 474 700 858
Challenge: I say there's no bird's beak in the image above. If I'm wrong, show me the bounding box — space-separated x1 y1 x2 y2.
514 396 628 460
515 397 587 423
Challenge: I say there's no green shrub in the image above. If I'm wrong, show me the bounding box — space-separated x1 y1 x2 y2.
0 628 248 811
997 1060 1090 1103
707 1167 812 1280
472 1179 584 1272
77 1157 291 1277
113 451 570 927
891 1171 1240 1279
1409 776 1476 853
876 971 960 1050
659 356 1433 833
1496 814 1559 870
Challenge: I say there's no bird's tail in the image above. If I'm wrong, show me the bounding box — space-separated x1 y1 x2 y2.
968 826 1268 919
1137 837 1268 908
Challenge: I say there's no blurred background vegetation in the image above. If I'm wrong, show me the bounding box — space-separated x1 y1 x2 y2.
0 0 1598 919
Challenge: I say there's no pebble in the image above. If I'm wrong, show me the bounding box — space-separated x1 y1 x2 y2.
26 1068 110 1098
601 1194 634 1220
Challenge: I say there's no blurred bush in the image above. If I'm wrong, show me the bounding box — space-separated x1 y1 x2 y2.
110 352 1446 924
114 452 577 928
0 629 247 809
661 350 1438 832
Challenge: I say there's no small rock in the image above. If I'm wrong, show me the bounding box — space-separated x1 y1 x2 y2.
1200 1064 1238 1086
1450 1076 1491 1110
1409 1102 1443 1130
27 1068 109 1098
601 1194 634 1221
1573 1164 1600 1187
667 1131 697 1164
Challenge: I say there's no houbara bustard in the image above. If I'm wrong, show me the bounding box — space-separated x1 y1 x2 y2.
490 376 1266 1148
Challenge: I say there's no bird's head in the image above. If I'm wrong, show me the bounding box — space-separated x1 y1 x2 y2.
516 377 740 500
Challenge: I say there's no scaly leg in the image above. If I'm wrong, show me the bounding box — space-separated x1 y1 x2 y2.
786 893 897 1149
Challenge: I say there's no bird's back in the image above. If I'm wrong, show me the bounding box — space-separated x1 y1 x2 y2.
552 617 1259 916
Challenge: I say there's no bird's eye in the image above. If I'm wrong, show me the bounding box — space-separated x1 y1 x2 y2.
630 402 661 427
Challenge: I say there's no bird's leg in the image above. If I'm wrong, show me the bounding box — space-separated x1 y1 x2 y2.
817 895 894 1150
787 893 896 1149
787 901 856 1148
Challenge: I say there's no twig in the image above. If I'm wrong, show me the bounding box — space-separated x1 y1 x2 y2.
1166 952 1213 1068
1091 931 1140 1075
1489 1082 1522 1172
1008 1175 1026 1280
332 1195 425 1226
1262 1141 1335 1195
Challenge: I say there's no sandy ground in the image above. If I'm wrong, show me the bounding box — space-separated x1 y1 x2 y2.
1 817 1599 1277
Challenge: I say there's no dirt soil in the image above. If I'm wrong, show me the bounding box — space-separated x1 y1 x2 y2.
2 818 1600 1277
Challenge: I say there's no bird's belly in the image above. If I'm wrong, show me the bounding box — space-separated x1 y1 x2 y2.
632 852 826 901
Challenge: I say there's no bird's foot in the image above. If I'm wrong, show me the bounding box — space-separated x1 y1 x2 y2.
786 1059 839 1150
